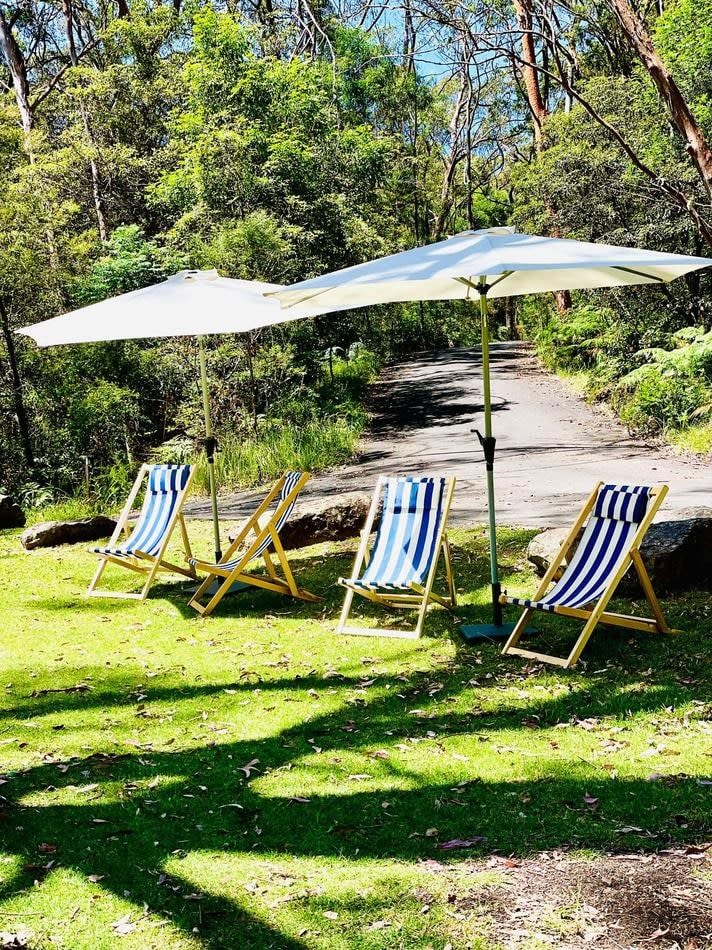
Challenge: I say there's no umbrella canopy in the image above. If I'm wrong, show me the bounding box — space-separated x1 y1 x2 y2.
274 227 710 309
274 227 710 635
20 269 296 346
18 269 320 563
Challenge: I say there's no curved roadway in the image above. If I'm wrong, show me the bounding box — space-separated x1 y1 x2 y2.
185 342 710 528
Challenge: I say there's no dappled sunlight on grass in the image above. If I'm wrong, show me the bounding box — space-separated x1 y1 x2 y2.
0 521 710 947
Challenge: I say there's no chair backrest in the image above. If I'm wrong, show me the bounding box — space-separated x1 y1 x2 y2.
124 464 192 556
360 476 448 588
251 471 304 559
542 484 651 610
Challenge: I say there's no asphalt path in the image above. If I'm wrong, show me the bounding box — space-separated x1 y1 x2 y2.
185 342 711 529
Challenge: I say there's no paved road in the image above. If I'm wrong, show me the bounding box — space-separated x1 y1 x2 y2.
185 342 711 529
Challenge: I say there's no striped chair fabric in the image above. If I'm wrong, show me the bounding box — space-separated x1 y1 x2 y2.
189 470 303 569
508 484 650 613
351 476 447 591
93 464 191 559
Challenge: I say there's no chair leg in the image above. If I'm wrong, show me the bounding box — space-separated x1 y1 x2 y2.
412 593 430 639
336 587 356 635
179 515 197 579
188 573 219 613
442 538 456 607
86 558 108 596
631 550 671 634
502 607 534 655
564 610 602 668
271 533 320 602
139 556 164 601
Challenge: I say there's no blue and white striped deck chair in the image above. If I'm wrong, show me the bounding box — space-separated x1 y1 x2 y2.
188 471 319 616
337 475 457 639
87 463 196 600
501 482 675 668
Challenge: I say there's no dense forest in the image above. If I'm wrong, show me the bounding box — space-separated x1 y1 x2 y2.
2 0 712 514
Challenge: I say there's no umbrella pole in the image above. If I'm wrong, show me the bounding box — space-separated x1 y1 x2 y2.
198 335 222 563
477 285 503 627
460 282 528 642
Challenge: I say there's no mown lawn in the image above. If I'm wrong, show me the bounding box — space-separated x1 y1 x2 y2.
0 522 710 949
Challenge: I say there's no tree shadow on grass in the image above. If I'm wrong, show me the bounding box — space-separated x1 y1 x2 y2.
3 543 710 947
1 640 710 947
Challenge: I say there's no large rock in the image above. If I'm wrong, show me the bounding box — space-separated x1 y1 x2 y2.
527 526 583 581
638 508 712 593
228 491 376 550
527 508 712 594
21 516 117 551
0 494 26 529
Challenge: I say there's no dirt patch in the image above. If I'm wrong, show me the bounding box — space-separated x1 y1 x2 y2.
466 847 712 948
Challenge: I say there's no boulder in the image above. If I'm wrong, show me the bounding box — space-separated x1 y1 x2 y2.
527 508 712 594
637 508 712 594
228 491 377 550
0 494 26 529
527 526 583 581
21 516 117 551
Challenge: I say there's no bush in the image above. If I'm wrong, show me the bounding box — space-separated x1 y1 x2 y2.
532 303 616 372
192 418 362 492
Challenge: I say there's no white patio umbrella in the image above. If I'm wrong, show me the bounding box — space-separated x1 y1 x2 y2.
19 269 318 563
273 227 710 636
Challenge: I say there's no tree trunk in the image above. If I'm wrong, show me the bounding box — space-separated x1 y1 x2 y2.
116 0 130 18
512 0 572 313
0 8 33 136
607 0 712 199
513 0 547 147
62 0 109 243
433 74 467 240
0 296 34 469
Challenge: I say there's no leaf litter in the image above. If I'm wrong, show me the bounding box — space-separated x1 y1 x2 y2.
463 848 712 948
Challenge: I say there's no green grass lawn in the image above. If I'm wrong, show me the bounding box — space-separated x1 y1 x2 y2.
0 523 710 949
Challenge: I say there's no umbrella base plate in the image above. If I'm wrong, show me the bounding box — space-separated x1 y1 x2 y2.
460 622 538 642
187 579 251 597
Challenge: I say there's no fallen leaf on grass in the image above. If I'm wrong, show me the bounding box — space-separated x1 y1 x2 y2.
238 758 260 778
367 920 390 930
641 926 670 942
323 911 339 920
583 793 599 810
0 929 32 949
37 842 57 854
111 915 136 936
437 837 486 850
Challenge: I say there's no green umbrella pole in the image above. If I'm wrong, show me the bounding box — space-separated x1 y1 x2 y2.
198 335 222 563
460 280 513 641
476 281 503 627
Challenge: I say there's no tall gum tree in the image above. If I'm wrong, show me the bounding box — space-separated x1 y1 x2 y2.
606 0 712 200
512 0 572 312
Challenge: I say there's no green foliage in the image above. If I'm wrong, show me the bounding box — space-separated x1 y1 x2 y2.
612 329 712 434
0 5 460 505
71 226 177 305
192 418 363 493
533 304 617 371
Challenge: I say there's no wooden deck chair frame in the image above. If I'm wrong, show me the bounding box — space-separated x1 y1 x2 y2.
87 464 197 601
501 482 676 669
188 471 319 617
336 475 457 640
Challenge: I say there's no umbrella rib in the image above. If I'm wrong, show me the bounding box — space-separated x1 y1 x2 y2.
611 266 665 283
455 271 514 295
